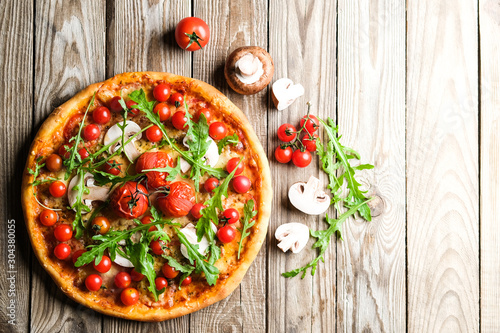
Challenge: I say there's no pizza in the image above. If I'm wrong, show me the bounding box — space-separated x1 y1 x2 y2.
21 72 272 321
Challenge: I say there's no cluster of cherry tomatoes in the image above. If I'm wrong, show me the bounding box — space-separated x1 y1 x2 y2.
274 113 320 168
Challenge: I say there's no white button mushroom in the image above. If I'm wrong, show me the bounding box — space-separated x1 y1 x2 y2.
180 136 220 173
275 223 310 253
288 176 331 215
271 78 305 111
179 222 217 258
103 120 142 162
67 172 110 211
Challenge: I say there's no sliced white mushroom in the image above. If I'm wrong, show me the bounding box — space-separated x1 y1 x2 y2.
181 136 220 172
67 172 110 211
103 120 142 162
179 223 217 259
275 223 310 253
113 250 134 267
271 78 305 111
288 176 331 215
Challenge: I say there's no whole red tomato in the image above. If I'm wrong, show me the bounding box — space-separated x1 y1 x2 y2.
175 17 210 51
136 152 174 189
110 181 149 219
157 181 195 217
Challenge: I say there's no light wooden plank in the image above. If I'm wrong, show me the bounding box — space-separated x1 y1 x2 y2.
407 1 479 332
479 0 500 330
267 0 336 332
0 1 33 332
103 0 190 331
31 0 106 332
336 0 406 332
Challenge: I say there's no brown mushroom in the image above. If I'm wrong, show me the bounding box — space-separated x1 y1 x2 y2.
224 46 274 95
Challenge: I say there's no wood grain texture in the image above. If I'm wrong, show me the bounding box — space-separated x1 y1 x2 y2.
267 0 336 332
336 0 406 332
479 0 500 330
31 0 106 332
0 1 33 332
104 0 190 331
407 1 479 332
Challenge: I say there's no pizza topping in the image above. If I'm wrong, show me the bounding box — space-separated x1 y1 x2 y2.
288 176 330 215
217 225 236 243
121 287 140 306
114 271 132 289
232 175 251 194
182 135 220 169
54 224 73 242
85 274 103 292
39 209 58 226
45 154 63 172
103 120 142 162
49 181 67 198
68 172 110 210
93 255 112 273
54 243 72 260
136 151 174 189
91 216 111 235
179 222 216 259
237 199 257 259
204 177 220 193
275 223 310 254
110 181 149 219
157 181 196 217
217 133 239 154
208 122 228 140
271 78 305 111
92 106 111 124
153 83 172 102
112 250 134 268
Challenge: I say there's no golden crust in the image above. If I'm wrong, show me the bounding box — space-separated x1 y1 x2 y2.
21 72 272 321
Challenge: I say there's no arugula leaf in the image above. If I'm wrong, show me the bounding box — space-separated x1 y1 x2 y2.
217 133 239 154
69 168 91 239
91 169 145 187
28 157 60 210
143 206 180 242
176 229 220 286
163 256 195 289
282 198 372 279
237 199 257 259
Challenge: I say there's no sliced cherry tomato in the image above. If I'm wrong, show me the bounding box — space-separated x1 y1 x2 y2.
109 96 124 112
121 288 139 306
181 275 192 286
171 111 188 130
85 274 102 291
140 215 157 232
150 240 167 255
204 177 220 193
301 134 319 152
190 203 205 220
49 181 66 198
217 225 236 243
54 243 71 260
175 17 210 51
195 108 212 122
114 272 132 289
103 160 121 175
136 151 174 189
93 106 111 124
209 122 227 140
110 181 149 219
299 114 320 134
39 209 58 226
154 102 171 121
126 100 140 116
277 123 297 142
82 124 100 141
54 224 72 242
91 216 110 235
45 154 62 172
153 83 172 102
157 181 196 217
222 208 240 224
93 255 112 273
292 150 312 168
131 268 144 282
162 263 179 279
72 249 87 265
78 147 89 160
232 175 251 194
155 277 168 290
169 92 184 107
226 157 244 175
145 125 162 142
275 146 293 163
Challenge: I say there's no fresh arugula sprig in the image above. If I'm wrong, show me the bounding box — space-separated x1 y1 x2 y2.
90 169 146 187
163 256 195 289
69 168 92 239
237 199 257 259
282 198 373 278
128 89 227 180
176 229 220 286
27 157 60 210
141 206 180 243
217 133 239 154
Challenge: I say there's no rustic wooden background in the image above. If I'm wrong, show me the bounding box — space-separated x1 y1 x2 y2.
1 0 498 332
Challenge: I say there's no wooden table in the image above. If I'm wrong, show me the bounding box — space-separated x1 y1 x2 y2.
1 0 498 332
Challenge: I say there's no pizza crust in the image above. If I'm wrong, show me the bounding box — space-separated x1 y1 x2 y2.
21 72 272 321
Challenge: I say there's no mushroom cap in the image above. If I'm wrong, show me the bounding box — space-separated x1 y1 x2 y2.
180 223 217 259
224 46 274 95
67 172 110 211
288 176 331 215
103 120 142 161
113 250 134 267
271 78 305 111
275 222 310 253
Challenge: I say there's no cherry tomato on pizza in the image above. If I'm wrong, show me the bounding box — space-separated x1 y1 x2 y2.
49 181 66 198
232 175 251 194
181 276 192 286
195 108 212 122
162 263 179 279
153 83 171 102
72 249 86 265
209 122 227 140
93 255 112 273
222 208 240 224
110 181 149 219
204 177 220 193
114 272 132 289
85 274 102 291
150 239 167 255
136 151 174 189
45 154 63 172
121 288 140 306
157 181 196 217
54 243 71 260
126 100 140 116
39 209 58 226
169 93 184 107
93 106 111 124
82 124 100 141
226 157 244 175
217 225 236 243
171 111 188 130
145 125 163 142
190 203 205 220
140 215 157 232
103 160 121 175
54 224 72 242
131 269 144 282
109 96 124 112
154 102 171 121
175 17 210 51
155 277 168 290
91 216 110 235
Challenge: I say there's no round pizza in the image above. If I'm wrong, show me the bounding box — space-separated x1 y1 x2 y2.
21 72 272 321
